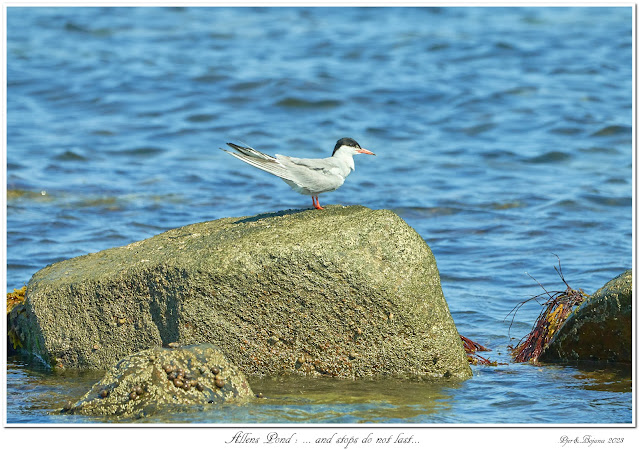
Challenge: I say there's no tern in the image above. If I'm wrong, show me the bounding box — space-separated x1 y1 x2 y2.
222 137 375 210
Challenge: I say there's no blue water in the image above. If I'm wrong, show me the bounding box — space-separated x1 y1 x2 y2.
5 7 633 424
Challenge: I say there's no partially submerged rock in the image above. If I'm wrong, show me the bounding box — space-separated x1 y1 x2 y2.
16 205 471 379
65 343 253 418
539 270 632 364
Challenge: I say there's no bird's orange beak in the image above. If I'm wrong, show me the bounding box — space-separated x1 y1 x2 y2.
357 148 375 155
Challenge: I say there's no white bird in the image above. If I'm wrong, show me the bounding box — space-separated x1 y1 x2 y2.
222 137 375 210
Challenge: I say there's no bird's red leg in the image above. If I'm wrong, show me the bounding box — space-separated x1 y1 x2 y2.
314 196 324 210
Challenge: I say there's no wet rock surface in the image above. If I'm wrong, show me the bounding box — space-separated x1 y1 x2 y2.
64 343 253 418
539 270 632 364
16 205 471 379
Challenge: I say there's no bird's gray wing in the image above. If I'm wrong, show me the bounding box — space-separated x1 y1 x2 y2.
278 155 345 192
280 156 337 174
222 143 295 181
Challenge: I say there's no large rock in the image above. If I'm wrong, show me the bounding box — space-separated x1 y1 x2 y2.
539 270 632 364
64 343 253 418
16 205 471 379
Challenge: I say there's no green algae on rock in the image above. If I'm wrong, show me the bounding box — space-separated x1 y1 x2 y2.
539 270 632 364
65 344 253 418
17 205 471 379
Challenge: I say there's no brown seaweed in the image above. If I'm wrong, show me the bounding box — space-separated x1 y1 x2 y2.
460 334 498 365
507 255 588 363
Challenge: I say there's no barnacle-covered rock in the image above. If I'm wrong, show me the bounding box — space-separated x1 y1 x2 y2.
65 344 253 418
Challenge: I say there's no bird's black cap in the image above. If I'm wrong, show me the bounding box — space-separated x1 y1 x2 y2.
332 137 361 156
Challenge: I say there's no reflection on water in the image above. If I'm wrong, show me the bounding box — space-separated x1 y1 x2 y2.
246 376 463 423
569 363 632 393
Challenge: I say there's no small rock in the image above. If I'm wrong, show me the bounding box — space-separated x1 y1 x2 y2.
65 344 253 418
